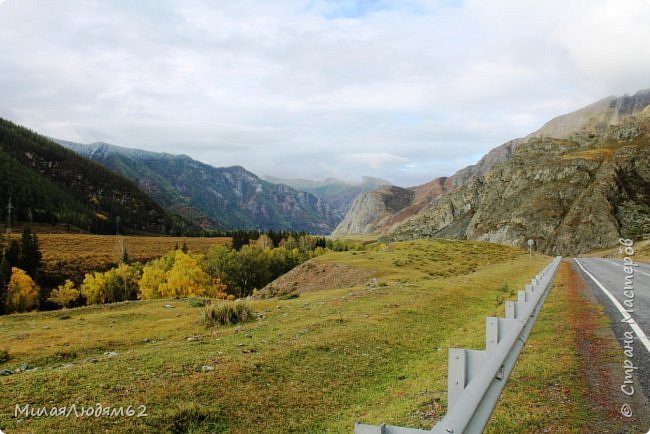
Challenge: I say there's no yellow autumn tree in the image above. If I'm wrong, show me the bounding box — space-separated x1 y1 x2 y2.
48 280 81 308
80 271 108 304
138 263 166 299
6 267 39 312
159 250 210 298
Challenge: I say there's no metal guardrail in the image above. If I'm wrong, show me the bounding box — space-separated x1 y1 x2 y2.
355 256 563 434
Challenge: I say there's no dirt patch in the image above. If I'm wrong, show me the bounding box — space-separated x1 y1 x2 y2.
255 260 375 298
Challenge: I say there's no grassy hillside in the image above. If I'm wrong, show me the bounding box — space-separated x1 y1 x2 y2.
0 240 605 433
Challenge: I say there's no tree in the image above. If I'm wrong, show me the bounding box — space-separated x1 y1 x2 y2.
48 280 81 308
6 267 39 312
255 233 274 250
138 258 169 300
0 252 9 314
117 238 129 264
80 263 141 305
5 239 20 265
81 271 108 304
159 250 210 298
18 227 41 278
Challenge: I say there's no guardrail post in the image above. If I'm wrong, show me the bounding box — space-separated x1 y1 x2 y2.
447 348 466 410
486 317 498 352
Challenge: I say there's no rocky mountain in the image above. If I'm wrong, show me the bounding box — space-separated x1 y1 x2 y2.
332 139 519 236
0 118 195 235
332 185 415 236
59 141 342 234
262 175 390 215
336 89 650 255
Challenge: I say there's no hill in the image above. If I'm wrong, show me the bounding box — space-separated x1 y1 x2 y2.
59 141 342 234
335 89 650 255
0 118 195 235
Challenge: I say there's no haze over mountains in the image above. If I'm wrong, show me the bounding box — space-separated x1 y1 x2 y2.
335 89 650 255
261 175 390 215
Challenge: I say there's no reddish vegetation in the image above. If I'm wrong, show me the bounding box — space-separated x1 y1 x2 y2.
563 261 644 430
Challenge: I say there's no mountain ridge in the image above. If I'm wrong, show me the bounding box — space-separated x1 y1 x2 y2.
0 118 196 235
59 140 343 234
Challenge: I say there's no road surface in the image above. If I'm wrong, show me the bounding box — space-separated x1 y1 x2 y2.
573 257 650 418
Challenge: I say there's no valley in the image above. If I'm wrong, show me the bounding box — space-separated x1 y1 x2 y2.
0 239 625 433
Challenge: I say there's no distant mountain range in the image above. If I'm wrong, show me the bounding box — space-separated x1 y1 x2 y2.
335 89 650 255
0 118 195 235
262 175 390 215
58 141 343 234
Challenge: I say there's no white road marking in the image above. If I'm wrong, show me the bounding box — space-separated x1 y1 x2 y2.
574 259 650 354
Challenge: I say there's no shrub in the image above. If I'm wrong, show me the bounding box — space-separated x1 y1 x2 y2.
202 300 254 327
48 280 81 308
187 298 209 308
0 349 9 363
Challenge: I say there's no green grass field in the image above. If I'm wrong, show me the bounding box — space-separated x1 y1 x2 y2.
0 240 608 433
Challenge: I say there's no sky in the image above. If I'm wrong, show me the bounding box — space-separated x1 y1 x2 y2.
1 0 649 187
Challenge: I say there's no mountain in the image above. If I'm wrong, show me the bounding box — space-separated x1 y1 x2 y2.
331 185 414 235
332 139 519 236
59 141 343 234
0 118 195 235
262 175 390 215
336 89 650 255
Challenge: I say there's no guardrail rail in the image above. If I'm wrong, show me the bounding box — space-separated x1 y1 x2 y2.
355 256 563 434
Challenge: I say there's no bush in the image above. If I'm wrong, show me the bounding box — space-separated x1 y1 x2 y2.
187 298 210 308
202 301 254 327
0 349 9 363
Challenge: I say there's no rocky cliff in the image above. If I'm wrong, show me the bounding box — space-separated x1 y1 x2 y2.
331 186 415 236
392 90 650 255
337 89 650 255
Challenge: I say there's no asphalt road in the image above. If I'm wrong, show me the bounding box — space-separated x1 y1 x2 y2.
573 257 650 420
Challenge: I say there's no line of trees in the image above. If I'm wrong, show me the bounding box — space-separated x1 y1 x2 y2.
23 233 333 310
0 228 366 314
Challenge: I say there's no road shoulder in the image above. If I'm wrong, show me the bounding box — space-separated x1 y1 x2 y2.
487 260 646 433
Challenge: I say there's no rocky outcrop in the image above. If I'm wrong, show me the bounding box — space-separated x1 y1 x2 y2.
332 186 414 236
393 106 650 255
332 137 522 236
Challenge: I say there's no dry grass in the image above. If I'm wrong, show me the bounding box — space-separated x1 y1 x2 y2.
19 234 229 282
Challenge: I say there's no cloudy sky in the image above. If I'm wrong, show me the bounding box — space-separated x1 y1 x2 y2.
1 0 649 186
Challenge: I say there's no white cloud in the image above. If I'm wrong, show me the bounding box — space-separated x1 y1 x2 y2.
0 0 648 186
